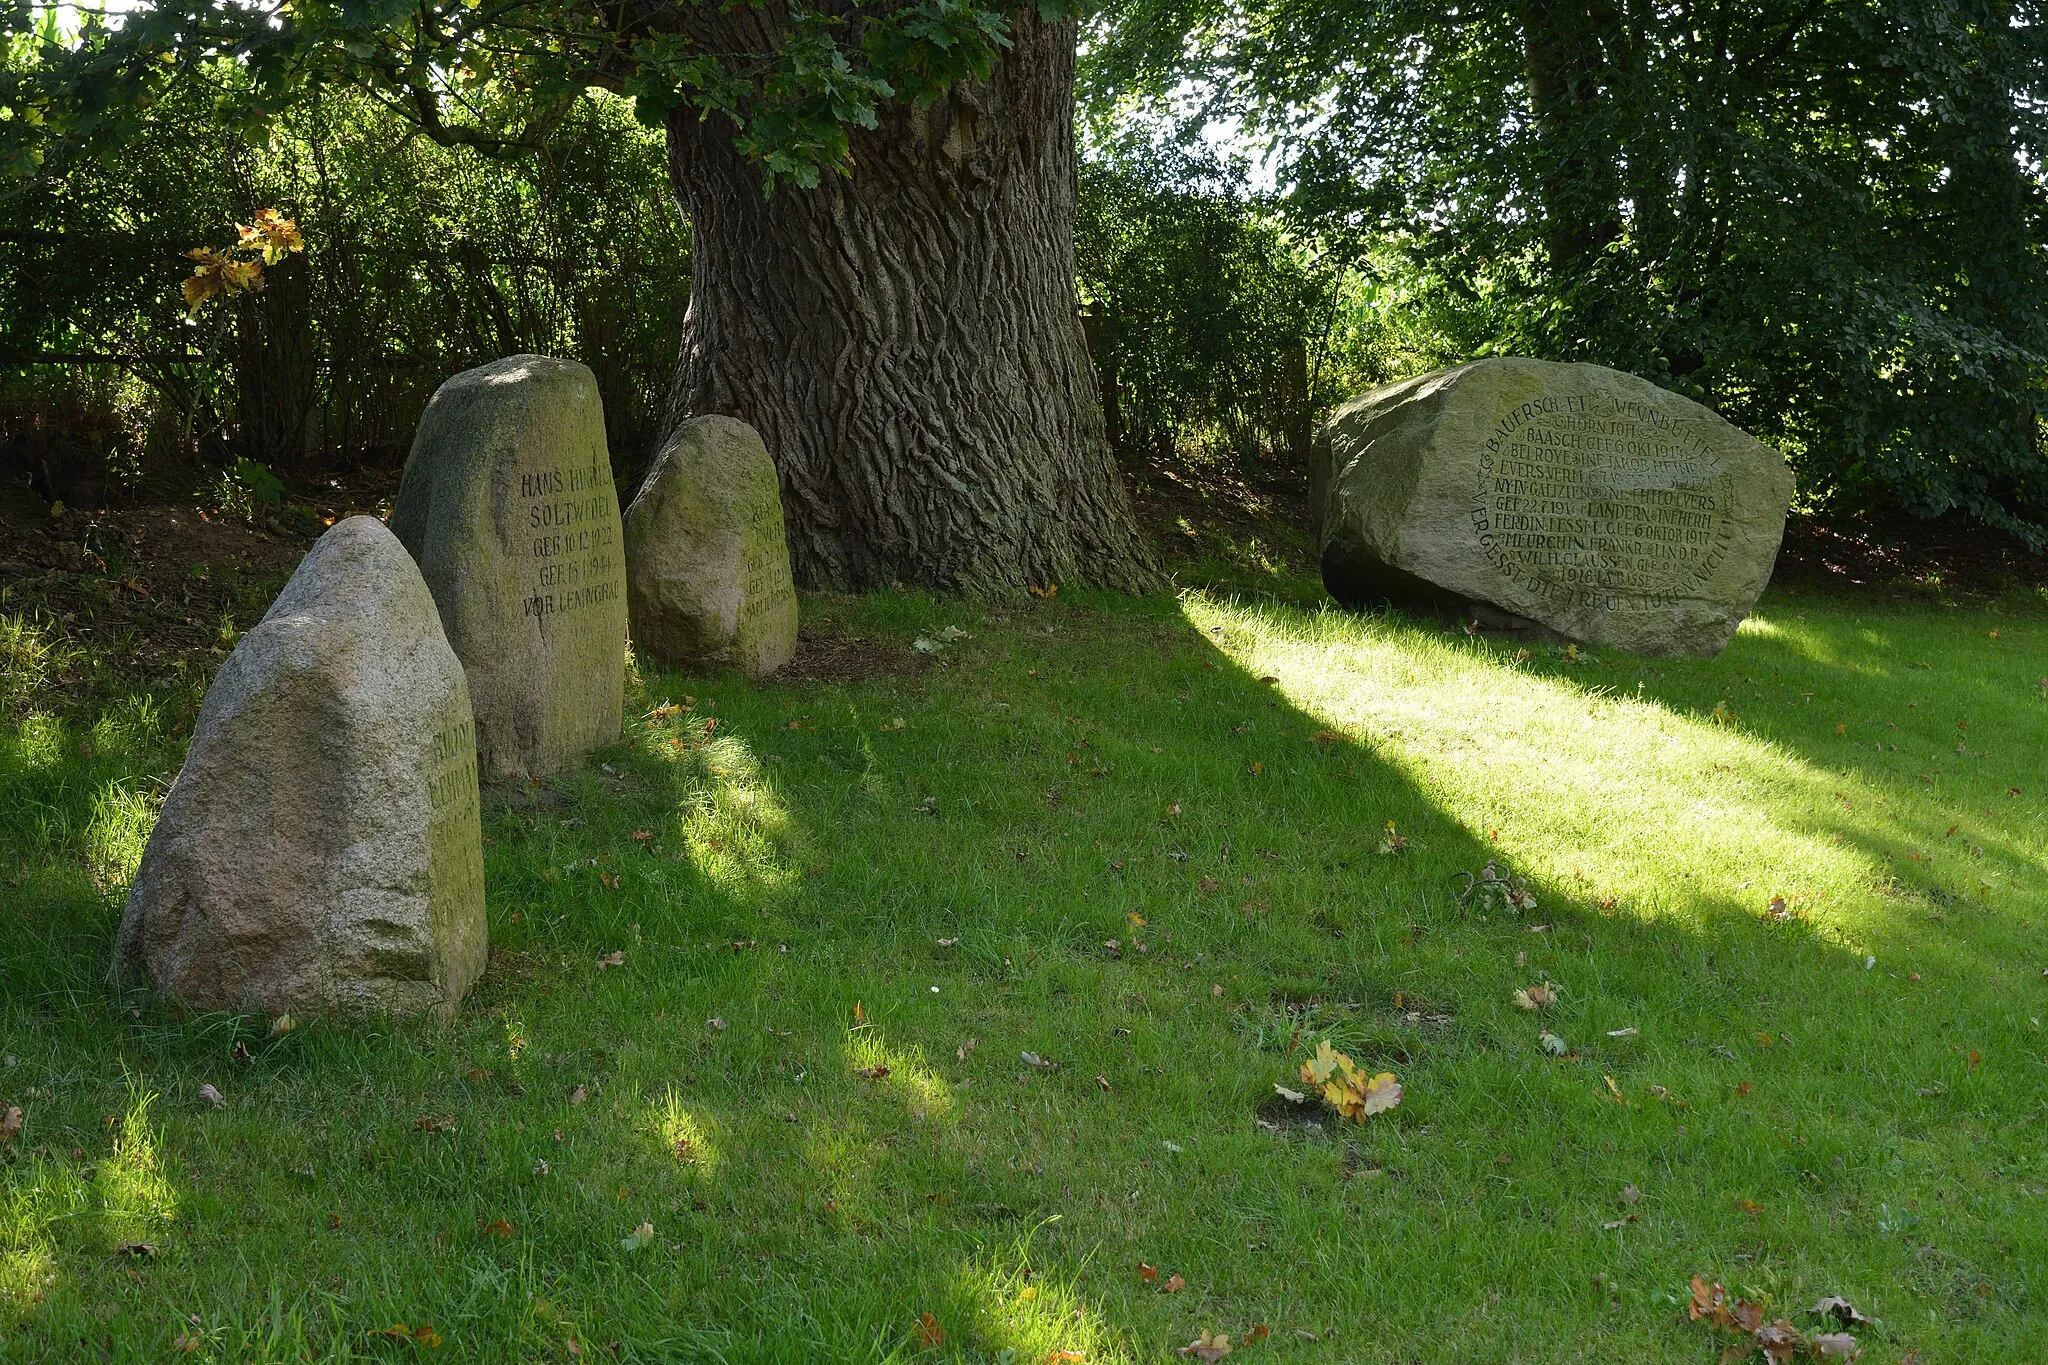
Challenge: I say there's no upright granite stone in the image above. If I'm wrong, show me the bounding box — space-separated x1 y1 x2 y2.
624 415 797 676
391 355 626 777
111 517 486 1018
1313 358 1793 657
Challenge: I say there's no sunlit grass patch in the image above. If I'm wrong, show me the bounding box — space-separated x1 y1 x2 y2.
0 1176 58 1325
0 614 79 721
647 1087 720 1179
83 781 156 890
846 1031 955 1122
96 1088 176 1251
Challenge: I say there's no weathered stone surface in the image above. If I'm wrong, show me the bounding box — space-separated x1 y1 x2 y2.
1312 357 1793 657
391 355 626 777
624 415 797 676
111 516 486 1018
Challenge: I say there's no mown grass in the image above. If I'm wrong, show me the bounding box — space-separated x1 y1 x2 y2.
2 569 2046 1362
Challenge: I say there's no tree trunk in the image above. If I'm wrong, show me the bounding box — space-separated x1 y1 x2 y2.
1520 0 1623 278
661 12 1157 594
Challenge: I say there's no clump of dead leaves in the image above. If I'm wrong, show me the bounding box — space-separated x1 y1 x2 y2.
1277 1040 1401 1122
1687 1276 1863 1361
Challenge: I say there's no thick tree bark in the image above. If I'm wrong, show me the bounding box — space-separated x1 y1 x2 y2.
1520 0 1624 277
661 12 1158 594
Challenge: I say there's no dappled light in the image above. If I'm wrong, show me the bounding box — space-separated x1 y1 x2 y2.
0 1175 57 1326
5 577 2045 1356
631 701 803 899
844 1031 955 1123
646 1087 721 1182
944 1233 1123 1363
97 1088 177 1250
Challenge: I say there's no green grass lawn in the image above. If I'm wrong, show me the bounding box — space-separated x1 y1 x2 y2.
3 571 2046 1362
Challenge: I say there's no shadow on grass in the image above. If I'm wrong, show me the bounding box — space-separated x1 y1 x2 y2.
2 579 2044 1359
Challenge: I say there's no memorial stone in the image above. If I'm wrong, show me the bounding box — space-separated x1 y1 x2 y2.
623 415 797 677
391 355 627 777
1312 357 1792 657
111 517 487 1018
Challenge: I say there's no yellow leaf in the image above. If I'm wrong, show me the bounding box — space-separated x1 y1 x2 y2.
1358 1072 1402 1116
237 208 306 264
1300 1039 1342 1086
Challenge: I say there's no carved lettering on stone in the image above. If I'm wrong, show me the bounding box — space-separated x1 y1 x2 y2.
1313 358 1792 657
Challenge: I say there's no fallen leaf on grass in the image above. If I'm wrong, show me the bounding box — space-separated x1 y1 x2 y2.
619 1221 655 1251
229 1041 251 1064
1377 822 1407 855
1178 1330 1231 1360
915 1312 943 1347
1608 1027 1638 1038
1272 1083 1306 1103
1539 1032 1568 1056
936 937 959 948
957 1038 979 1061
1514 982 1558 1010
1164 1274 1186 1293
367 1323 443 1348
1736 1199 1764 1217
113 1241 157 1258
1138 1262 1159 1284
1811 1332 1862 1360
1808 1297 1871 1329
414 1115 455 1134
855 1065 891 1081
568 1085 588 1106
485 1219 516 1237
1045 1353 1086 1364
1603 1076 1628 1105
707 1016 727 1032
0 1105 21 1145
1021 1052 1055 1070
1968 1049 1982 1070
1095 1075 1111 1092
597 951 624 969
267 1013 296 1039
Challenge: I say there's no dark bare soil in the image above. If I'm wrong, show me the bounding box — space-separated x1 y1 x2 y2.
5 449 2042 715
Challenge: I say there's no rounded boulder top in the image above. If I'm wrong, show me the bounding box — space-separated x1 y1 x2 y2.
391 354 626 778
1312 357 1794 658
624 414 797 678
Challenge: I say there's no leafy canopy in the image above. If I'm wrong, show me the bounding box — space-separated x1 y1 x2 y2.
3 0 1085 191
1085 0 2048 542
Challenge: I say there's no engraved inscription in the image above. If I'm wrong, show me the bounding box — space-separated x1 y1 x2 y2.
426 714 482 905
734 488 793 633
1469 393 1737 612
519 460 619 620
